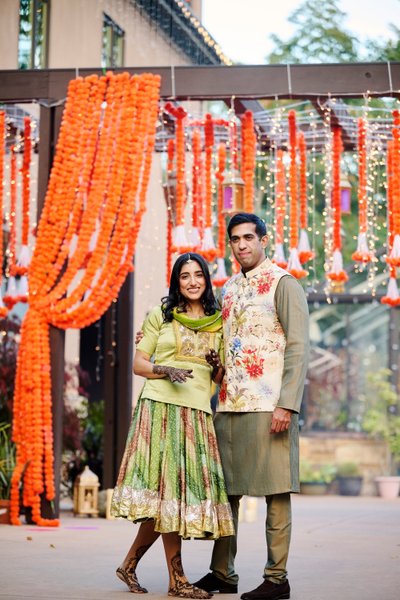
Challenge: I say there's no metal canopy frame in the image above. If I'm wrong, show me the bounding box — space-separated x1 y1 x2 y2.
1 62 399 518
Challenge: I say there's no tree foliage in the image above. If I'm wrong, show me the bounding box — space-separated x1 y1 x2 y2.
267 0 359 64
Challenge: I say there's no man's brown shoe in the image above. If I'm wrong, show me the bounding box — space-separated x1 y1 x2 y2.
194 573 238 594
240 579 290 600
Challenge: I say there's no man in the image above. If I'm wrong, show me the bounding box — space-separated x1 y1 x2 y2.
194 213 309 600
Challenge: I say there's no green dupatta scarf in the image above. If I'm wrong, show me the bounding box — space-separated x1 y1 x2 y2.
172 308 222 333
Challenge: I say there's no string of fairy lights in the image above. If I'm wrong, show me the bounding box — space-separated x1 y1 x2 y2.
1 93 400 375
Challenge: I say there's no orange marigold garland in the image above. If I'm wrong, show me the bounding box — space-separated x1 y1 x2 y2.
326 127 348 284
4 146 19 308
286 111 307 279
10 72 161 526
199 113 217 262
191 128 202 249
165 138 175 285
213 142 228 287
272 149 287 268
297 132 314 264
165 103 191 253
241 110 256 213
352 118 372 263
382 138 400 305
0 111 7 317
386 110 400 268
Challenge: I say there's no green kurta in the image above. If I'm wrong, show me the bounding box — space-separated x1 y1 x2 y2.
215 274 309 496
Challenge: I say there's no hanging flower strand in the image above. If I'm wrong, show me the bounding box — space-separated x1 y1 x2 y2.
297 132 314 264
327 127 348 284
165 138 175 285
165 103 191 253
241 110 256 212
10 72 161 527
199 113 217 262
287 110 307 279
190 129 202 249
0 111 7 317
386 110 400 268
4 146 19 308
272 149 287 268
352 117 372 263
382 140 400 305
213 142 229 287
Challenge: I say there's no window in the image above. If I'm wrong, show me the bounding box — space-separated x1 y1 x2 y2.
18 0 49 69
102 14 124 69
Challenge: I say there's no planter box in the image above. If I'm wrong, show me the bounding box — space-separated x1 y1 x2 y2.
300 482 328 495
375 476 400 499
337 476 363 496
0 500 11 525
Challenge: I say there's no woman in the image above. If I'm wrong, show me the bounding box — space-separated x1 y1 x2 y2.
111 253 234 598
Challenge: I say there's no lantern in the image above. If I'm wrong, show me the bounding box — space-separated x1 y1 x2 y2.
340 173 352 214
222 170 245 214
73 465 100 517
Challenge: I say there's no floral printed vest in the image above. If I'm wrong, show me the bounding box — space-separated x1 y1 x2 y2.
217 258 288 412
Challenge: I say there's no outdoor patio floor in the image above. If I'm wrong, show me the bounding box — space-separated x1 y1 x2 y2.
0 494 399 600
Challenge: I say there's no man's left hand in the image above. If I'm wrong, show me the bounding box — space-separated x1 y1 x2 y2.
270 407 292 433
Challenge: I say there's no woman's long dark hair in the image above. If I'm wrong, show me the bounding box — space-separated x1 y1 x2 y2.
161 253 218 322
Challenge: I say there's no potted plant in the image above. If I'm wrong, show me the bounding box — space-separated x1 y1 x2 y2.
336 462 363 496
300 460 336 495
0 422 16 524
362 369 400 499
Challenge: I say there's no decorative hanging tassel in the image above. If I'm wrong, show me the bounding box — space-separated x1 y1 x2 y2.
298 229 314 264
352 232 372 263
15 244 31 275
381 269 400 306
190 226 201 248
173 223 191 252
165 103 191 253
3 275 19 308
199 114 217 262
18 275 29 302
287 247 307 279
273 149 287 269
327 249 348 282
298 132 314 264
272 242 287 269
200 226 218 262
352 118 372 263
0 291 8 318
387 233 400 267
327 127 348 283
287 112 307 279
213 257 229 287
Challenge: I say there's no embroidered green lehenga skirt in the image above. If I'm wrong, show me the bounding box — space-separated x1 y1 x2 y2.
111 398 234 540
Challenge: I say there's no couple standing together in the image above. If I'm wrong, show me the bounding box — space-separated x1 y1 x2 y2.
111 212 310 600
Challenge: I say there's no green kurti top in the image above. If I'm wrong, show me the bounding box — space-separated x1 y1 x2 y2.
136 305 223 415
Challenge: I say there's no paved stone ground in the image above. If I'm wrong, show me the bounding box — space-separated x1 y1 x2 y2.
0 495 399 600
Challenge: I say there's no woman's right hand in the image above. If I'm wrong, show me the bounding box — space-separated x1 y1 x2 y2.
152 364 193 383
135 330 144 345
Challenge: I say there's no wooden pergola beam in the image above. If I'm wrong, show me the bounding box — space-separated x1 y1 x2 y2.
1 62 399 103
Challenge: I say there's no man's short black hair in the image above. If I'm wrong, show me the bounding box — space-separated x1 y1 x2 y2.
227 213 267 239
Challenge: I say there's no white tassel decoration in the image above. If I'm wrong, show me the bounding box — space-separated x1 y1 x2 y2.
173 224 190 249
287 248 303 272
190 226 201 249
273 243 286 266
19 275 29 297
17 244 31 268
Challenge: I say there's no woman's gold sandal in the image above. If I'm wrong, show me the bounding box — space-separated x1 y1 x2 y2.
116 567 148 593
